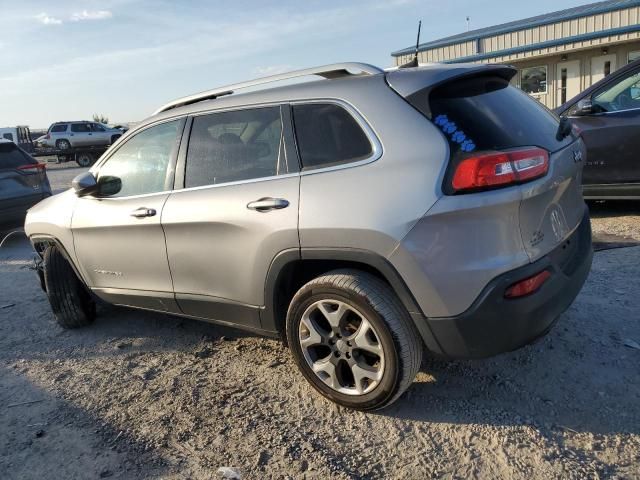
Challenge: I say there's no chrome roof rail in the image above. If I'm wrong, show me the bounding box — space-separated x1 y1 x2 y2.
153 62 383 115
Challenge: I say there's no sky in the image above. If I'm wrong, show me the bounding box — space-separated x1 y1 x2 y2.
1 0 591 128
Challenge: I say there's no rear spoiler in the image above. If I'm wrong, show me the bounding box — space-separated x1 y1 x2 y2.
385 64 517 118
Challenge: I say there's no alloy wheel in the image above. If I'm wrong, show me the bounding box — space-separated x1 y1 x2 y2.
298 299 385 395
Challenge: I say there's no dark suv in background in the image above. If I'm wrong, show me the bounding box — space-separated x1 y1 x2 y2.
0 139 51 227
556 58 640 199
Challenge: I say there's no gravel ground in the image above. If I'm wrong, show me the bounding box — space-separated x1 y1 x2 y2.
0 164 638 479
589 201 640 243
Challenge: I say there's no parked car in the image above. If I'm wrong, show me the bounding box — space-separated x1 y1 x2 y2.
25 62 592 410
40 121 122 150
555 58 640 199
0 139 51 227
0 126 34 153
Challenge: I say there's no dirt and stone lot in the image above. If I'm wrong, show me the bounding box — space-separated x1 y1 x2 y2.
0 162 639 479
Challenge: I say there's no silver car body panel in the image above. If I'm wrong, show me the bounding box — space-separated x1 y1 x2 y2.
24 63 589 341
70 193 180 313
162 175 300 317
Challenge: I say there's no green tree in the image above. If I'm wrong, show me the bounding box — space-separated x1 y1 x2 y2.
92 114 109 124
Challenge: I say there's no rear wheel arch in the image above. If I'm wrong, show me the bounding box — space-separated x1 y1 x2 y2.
261 248 424 339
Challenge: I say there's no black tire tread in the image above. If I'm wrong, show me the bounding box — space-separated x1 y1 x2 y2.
287 269 422 410
43 246 95 329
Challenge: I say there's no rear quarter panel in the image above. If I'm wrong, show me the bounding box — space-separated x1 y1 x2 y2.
519 139 587 262
298 79 448 257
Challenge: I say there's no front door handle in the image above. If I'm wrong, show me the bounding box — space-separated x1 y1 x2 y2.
130 207 156 218
247 197 289 212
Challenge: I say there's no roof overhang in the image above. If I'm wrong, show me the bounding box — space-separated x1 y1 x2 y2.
391 0 640 57
440 24 640 64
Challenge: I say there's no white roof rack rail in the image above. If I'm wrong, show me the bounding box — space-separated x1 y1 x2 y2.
153 62 383 115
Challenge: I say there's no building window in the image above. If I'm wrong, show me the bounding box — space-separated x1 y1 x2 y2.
520 66 548 95
629 51 640 64
560 68 568 104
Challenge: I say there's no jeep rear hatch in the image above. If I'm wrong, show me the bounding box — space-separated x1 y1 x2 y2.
389 66 587 262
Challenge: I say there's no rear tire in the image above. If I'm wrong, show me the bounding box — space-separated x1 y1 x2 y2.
55 139 71 150
286 269 422 410
76 152 94 167
43 246 95 328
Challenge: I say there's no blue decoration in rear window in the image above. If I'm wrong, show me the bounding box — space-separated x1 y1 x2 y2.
433 114 476 153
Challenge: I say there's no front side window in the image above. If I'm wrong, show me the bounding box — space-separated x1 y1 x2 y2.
3 133 13 141
97 120 181 197
185 106 283 188
50 124 67 133
292 103 373 170
71 123 91 133
520 66 548 95
92 123 106 132
592 70 640 112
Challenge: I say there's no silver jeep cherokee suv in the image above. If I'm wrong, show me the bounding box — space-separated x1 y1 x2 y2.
25 63 592 410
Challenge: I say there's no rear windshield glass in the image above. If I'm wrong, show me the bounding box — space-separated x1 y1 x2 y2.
0 142 33 168
410 75 573 156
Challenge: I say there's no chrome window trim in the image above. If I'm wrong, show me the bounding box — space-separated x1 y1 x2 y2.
172 172 300 195
91 115 188 172
183 104 286 189
90 98 383 198
570 105 640 117
289 98 383 176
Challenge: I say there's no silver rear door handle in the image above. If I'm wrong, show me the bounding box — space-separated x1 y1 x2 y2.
247 197 289 212
130 207 156 218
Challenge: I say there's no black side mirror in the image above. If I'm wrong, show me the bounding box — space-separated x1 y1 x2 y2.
72 172 98 197
97 176 122 196
572 98 593 116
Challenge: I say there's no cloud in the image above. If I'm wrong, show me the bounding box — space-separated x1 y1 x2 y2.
35 12 62 25
70 10 113 22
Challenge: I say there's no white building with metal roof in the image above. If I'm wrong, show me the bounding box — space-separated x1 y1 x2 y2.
391 0 640 107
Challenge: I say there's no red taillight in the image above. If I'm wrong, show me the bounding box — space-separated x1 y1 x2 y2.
46 134 50 139
504 270 551 299
17 163 46 173
451 147 549 193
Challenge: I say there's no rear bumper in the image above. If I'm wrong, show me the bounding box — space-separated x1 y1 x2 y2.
420 209 593 359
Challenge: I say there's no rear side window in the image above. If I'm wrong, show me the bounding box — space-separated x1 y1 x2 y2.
50 124 67 133
0 142 34 169
71 123 90 133
3 133 13 141
185 106 283 188
409 75 573 156
292 103 373 170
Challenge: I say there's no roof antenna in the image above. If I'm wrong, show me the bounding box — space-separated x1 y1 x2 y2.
400 20 422 68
